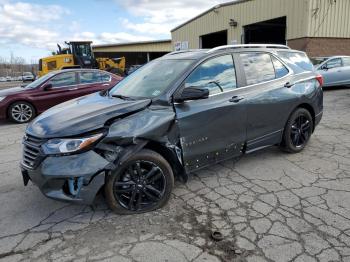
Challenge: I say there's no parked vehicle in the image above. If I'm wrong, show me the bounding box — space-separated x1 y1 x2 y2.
0 69 122 123
0 77 6 82
314 56 350 87
21 44 323 214
22 72 35 82
6 76 11 82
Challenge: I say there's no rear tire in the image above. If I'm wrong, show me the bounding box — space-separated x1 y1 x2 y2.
8 101 35 124
105 149 174 214
281 108 313 153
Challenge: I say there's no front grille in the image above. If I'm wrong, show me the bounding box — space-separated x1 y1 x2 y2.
22 134 46 169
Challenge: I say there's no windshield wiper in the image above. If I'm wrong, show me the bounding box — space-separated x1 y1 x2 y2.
112 94 135 100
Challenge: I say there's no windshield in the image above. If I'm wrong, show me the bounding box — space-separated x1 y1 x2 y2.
110 59 193 99
74 44 92 57
25 72 55 89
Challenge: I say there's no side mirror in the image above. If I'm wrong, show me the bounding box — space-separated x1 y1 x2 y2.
321 65 328 71
175 86 209 103
43 83 53 91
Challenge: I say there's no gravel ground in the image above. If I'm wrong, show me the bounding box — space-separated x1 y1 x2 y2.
0 82 25 90
0 87 349 262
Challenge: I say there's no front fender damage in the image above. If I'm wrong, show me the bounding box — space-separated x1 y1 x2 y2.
96 106 188 182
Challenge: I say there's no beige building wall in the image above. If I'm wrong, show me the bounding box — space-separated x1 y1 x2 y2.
171 0 350 50
93 40 172 53
307 0 350 38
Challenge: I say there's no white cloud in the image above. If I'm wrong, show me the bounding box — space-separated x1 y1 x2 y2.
0 1 68 50
115 0 233 37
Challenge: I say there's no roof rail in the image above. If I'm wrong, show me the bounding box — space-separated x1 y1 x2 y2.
207 44 290 53
164 49 203 56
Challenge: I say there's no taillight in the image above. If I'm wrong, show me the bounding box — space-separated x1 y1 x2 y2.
316 74 324 87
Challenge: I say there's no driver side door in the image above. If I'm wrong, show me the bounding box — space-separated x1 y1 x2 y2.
174 54 247 172
319 58 343 86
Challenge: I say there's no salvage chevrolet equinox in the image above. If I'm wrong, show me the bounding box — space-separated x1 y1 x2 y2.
21 45 323 214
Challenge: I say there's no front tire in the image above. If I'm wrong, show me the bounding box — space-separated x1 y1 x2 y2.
105 149 174 214
281 108 313 153
8 101 35 124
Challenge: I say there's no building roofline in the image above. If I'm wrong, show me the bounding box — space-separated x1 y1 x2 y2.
93 39 171 48
171 0 252 32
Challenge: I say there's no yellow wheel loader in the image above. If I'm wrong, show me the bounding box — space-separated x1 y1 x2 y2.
38 41 125 77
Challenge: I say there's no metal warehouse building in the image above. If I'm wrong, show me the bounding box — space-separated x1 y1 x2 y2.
171 0 350 57
93 40 171 68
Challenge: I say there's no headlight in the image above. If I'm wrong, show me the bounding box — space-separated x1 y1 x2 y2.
42 133 103 155
0 96 6 102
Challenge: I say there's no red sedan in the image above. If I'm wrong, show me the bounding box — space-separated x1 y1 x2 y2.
0 69 122 123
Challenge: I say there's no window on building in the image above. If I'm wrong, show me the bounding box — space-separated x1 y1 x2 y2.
240 53 275 85
185 55 237 95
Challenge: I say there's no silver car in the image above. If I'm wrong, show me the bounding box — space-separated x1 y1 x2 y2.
314 56 350 87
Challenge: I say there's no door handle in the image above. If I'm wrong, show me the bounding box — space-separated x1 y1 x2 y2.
284 82 294 88
69 87 78 91
102 83 110 86
229 96 244 103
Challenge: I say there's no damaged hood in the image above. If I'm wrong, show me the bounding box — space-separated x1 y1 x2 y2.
26 92 151 138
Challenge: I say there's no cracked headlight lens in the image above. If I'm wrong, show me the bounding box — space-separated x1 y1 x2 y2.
0 96 6 102
42 133 103 155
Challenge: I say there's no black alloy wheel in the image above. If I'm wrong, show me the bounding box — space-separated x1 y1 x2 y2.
290 115 311 148
105 149 174 214
114 161 166 211
281 108 313 153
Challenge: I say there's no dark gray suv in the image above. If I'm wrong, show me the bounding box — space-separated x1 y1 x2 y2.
21 44 323 214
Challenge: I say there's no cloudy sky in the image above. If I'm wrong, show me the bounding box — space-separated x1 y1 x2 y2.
0 0 231 63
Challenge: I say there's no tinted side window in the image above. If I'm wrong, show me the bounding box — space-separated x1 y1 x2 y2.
277 51 314 71
101 73 111 82
49 72 76 88
185 55 237 95
271 56 289 78
326 58 342 69
80 71 101 84
343 57 350 66
240 53 275 85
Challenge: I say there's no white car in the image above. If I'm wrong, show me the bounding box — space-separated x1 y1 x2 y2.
313 56 350 87
0 77 6 82
22 72 35 82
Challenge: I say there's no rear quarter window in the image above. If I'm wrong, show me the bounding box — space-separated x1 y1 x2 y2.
277 51 314 72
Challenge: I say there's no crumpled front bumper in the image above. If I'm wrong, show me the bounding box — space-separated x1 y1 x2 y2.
21 150 110 205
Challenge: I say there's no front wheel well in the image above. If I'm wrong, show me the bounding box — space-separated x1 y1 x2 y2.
144 141 186 181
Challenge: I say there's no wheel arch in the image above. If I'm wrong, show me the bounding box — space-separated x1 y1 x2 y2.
143 141 187 182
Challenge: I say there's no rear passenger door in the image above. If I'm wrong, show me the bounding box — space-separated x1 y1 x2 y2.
341 57 350 85
237 52 293 152
77 71 104 96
